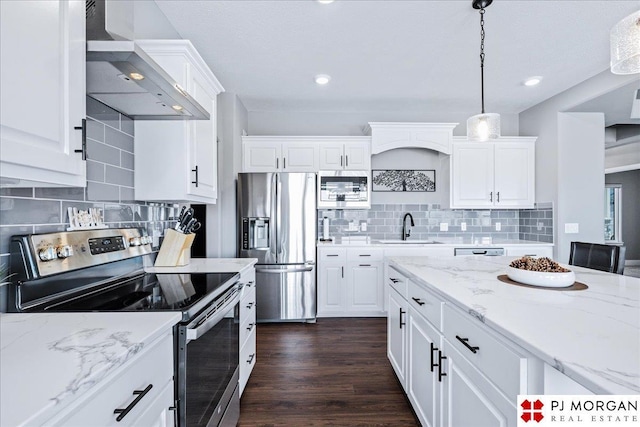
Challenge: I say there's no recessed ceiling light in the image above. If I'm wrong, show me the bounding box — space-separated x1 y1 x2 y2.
129 72 145 81
524 76 542 87
315 74 331 85
317 0 335 4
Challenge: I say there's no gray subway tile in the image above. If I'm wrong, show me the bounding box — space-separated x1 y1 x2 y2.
35 187 85 201
0 188 33 197
0 198 60 225
106 166 134 187
121 151 135 170
87 182 120 202
86 160 106 182
120 187 136 203
85 118 105 143
33 224 66 235
120 114 134 136
105 127 134 152
0 225 33 255
104 204 134 223
87 139 120 166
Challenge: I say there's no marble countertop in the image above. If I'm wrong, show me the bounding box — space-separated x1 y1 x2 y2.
0 312 181 427
145 257 258 274
388 256 640 395
318 237 553 247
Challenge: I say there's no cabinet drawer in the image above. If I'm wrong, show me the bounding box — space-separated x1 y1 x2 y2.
240 300 257 349
407 280 443 329
239 326 257 396
53 331 174 426
443 304 527 398
387 266 408 298
240 282 256 320
347 248 383 262
318 247 347 261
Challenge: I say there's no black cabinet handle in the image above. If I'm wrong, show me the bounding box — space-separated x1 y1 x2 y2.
497 191 500 203
399 308 406 329
456 335 480 354
114 384 153 421
247 353 255 364
340 155 343 166
359 254 371 257
276 158 279 169
430 342 438 372
390 278 400 283
490 191 493 202
246 323 254 331
359 264 371 267
411 297 425 306
327 254 339 257
341 266 344 278
283 157 286 169
246 302 254 309
437 351 447 382
345 155 349 167
73 119 87 160
191 165 199 187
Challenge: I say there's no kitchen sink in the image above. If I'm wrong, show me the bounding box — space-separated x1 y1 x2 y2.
377 239 443 244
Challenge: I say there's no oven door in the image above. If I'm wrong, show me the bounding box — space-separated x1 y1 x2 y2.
177 285 240 427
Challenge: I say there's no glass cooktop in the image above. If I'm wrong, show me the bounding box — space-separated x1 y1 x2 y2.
43 272 238 313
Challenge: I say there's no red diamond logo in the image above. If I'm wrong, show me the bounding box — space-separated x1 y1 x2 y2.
520 399 544 423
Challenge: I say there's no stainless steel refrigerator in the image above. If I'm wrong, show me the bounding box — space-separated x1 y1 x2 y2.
237 172 316 322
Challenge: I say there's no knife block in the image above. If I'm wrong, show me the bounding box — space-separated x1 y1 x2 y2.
154 229 195 267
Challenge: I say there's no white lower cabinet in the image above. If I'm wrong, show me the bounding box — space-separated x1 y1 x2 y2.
317 247 384 316
387 263 541 427
239 266 257 396
506 246 553 258
48 331 175 426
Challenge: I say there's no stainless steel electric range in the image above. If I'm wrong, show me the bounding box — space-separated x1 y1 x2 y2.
7 228 241 427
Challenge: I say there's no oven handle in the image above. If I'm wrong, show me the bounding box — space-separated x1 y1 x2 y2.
186 292 240 342
255 266 314 274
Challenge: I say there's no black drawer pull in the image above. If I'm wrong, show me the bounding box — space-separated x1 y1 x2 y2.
114 384 153 421
246 302 254 309
359 254 371 257
246 323 254 331
438 352 447 382
411 297 425 306
73 119 87 160
247 353 255 364
430 342 438 372
326 254 340 257
399 308 406 329
191 165 199 187
359 264 371 267
456 335 480 354
390 278 400 283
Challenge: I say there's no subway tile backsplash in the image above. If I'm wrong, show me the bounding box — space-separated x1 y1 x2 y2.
0 97 178 268
318 203 553 243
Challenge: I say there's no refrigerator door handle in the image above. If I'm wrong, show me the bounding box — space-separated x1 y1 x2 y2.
271 173 279 261
255 266 314 274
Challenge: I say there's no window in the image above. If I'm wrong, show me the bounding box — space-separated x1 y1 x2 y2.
604 184 622 243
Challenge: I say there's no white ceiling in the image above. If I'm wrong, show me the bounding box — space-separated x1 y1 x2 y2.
154 0 639 118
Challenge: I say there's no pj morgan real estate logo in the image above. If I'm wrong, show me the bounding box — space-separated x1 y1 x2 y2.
517 395 639 427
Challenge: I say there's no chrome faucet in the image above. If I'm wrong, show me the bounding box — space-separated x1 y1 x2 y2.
402 213 415 240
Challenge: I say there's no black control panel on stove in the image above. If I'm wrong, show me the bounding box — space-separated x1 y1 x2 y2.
88 236 126 255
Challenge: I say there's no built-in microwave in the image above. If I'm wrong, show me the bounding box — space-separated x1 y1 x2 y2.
318 170 370 209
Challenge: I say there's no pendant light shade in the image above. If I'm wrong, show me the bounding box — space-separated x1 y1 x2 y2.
610 10 640 75
467 0 500 141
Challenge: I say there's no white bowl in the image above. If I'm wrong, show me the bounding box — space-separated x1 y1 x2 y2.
506 266 575 288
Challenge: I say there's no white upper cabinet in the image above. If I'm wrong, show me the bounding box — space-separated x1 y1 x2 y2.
451 137 536 209
242 136 321 172
318 138 371 170
134 40 223 203
0 0 86 187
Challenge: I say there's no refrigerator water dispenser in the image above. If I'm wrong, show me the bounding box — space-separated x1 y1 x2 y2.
242 217 270 250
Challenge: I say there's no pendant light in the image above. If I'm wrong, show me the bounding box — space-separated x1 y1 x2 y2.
467 0 500 141
610 10 640 75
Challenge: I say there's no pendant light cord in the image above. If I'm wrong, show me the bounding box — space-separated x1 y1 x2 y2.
479 7 486 114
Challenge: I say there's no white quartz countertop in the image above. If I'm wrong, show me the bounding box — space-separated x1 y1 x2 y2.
0 312 181 427
144 257 257 274
388 256 640 395
318 237 552 247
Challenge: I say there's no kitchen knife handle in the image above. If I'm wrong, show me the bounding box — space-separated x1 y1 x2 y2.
191 165 199 187
73 119 86 160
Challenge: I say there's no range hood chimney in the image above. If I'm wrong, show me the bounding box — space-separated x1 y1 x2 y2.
85 0 210 120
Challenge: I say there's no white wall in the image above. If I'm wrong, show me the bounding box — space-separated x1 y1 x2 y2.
519 69 637 261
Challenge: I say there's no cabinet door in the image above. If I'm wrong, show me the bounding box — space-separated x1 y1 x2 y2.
243 140 281 172
442 340 516 427
187 66 217 200
347 262 383 313
451 144 494 208
408 309 442 427
493 142 535 208
318 143 345 170
344 141 371 170
317 262 346 316
388 288 408 390
0 0 86 187
506 246 553 258
281 142 318 172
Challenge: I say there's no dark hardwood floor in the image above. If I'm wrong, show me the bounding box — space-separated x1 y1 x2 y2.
238 318 419 426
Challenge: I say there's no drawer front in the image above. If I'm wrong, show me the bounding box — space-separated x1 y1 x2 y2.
239 326 257 396
240 299 257 349
54 331 174 426
240 282 256 322
347 248 383 262
443 304 527 397
318 247 347 261
407 280 442 329
387 266 408 298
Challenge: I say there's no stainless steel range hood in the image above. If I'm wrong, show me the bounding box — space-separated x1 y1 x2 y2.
85 0 209 120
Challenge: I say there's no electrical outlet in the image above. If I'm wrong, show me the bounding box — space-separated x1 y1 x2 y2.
537 222 544 231
360 221 367 231
495 222 501 231
461 222 467 231
565 223 579 234
440 223 448 232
